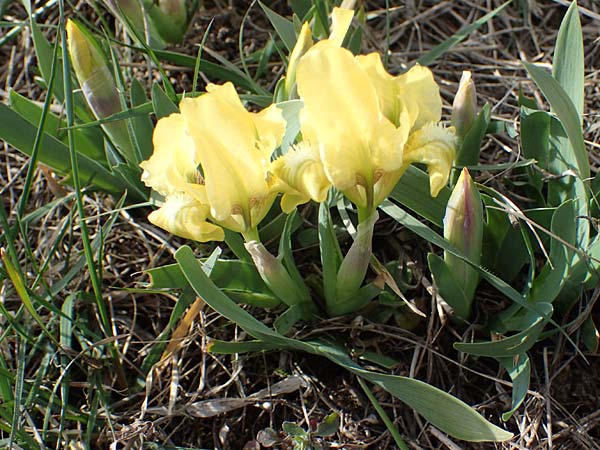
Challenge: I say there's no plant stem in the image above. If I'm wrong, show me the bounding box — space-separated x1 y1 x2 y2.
357 376 409 450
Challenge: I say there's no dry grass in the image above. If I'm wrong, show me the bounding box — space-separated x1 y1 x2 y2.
1 0 600 448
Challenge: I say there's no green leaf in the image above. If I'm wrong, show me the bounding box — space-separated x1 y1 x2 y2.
313 342 513 442
283 422 307 437
278 211 310 300
428 253 470 319
276 99 303 153
9 89 106 164
318 202 343 306
454 303 553 357
527 201 577 304
481 193 529 284
130 78 154 161
389 166 451 227
379 201 563 336
417 1 511 66
208 339 279 354
30 18 64 102
175 246 513 442
274 303 314 334
499 354 530 421
453 103 491 173
553 1 584 120
146 259 279 308
153 48 269 96
314 413 340 437
151 82 179 119
0 103 129 197
520 107 551 168
290 0 311 20
523 61 589 181
580 316 599 353
258 1 296 52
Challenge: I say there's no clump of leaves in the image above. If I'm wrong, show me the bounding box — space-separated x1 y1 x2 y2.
256 413 340 450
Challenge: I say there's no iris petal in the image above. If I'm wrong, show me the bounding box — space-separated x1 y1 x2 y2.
403 123 457 197
148 193 224 242
271 142 331 212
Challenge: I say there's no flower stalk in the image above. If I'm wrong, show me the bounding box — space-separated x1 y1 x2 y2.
334 211 378 308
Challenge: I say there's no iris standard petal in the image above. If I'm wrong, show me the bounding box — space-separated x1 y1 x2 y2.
398 65 442 130
148 193 224 242
357 55 442 132
329 7 354 46
140 113 197 196
179 82 285 230
297 45 381 192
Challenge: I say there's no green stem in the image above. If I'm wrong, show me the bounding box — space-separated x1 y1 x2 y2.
242 227 260 243
334 211 378 308
357 376 409 450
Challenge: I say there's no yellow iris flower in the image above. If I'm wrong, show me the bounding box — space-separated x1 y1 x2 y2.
140 82 286 242
272 7 456 216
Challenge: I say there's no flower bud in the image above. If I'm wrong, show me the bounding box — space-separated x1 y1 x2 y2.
66 19 134 162
451 71 477 139
443 168 483 307
244 241 308 307
146 0 189 44
102 0 146 36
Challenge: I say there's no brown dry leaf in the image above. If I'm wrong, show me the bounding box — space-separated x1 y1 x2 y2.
161 296 205 360
146 375 309 418
371 256 425 317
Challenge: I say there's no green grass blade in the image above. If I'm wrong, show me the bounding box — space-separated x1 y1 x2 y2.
8 337 27 448
192 19 213 97
152 48 269 96
258 1 296 51
0 103 129 197
389 166 451 227
357 377 409 450
417 1 511 66
1 250 59 347
58 1 127 388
